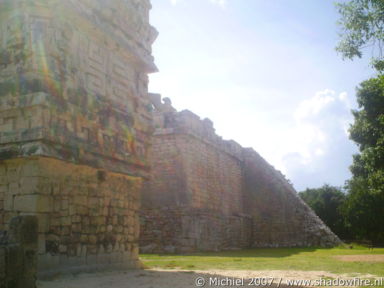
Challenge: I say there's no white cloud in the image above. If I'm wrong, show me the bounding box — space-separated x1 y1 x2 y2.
169 0 227 8
270 89 353 176
294 89 335 121
315 148 325 156
209 0 227 8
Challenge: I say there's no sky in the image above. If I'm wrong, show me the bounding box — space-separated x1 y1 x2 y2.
148 0 375 191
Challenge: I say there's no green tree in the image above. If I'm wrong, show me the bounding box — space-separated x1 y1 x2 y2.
344 76 384 242
299 185 349 239
336 0 384 70
344 177 384 242
336 0 384 243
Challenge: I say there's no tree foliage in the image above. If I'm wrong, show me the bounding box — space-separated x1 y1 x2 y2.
335 1 384 243
344 177 384 242
349 76 384 193
344 75 384 242
336 0 384 70
299 185 349 239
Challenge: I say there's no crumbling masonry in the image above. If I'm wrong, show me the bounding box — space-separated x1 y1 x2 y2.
0 0 157 276
0 0 340 278
140 95 341 253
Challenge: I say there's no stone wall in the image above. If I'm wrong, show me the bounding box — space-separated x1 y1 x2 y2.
0 216 38 288
143 127 243 214
0 157 141 277
0 0 157 176
142 133 188 208
140 95 341 253
140 208 252 253
0 0 156 276
141 95 252 252
242 148 340 247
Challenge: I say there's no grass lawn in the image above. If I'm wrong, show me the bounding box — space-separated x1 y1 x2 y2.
140 245 384 276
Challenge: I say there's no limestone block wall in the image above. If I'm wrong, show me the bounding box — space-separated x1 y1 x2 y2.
143 105 244 213
0 216 38 288
140 96 341 253
242 148 340 247
0 0 157 275
181 134 243 214
0 0 157 176
141 104 252 252
143 129 243 214
142 133 188 208
0 157 141 277
140 208 252 253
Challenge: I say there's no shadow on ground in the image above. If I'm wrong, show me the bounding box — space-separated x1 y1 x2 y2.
146 247 319 258
37 269 306 288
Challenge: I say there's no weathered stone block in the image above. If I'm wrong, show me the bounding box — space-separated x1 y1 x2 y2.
20 161 40 177
0 165 6 175
37 233 46 254
71 215 81 223
71 224 82 233
4 193 14 211
61 199 69 210
6 166 21 183
73 195 87 206
0 176 8 185
14 195 52 213
58 245 67 253
19 177 39 194
8 182 19 196
61 216 71 226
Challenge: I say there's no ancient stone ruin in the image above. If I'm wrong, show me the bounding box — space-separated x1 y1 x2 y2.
0 0 340 278
0 0 157 276
140 94 341 253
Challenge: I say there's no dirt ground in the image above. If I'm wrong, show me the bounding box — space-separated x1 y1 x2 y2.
37 269 378 288
334 254 384 262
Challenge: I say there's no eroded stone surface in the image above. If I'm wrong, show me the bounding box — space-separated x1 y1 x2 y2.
0 0 156 276
0 157 143 277
140 95 341 253
0 0 156 176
